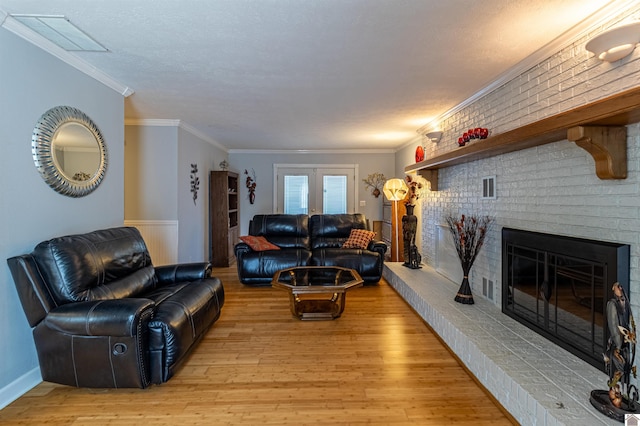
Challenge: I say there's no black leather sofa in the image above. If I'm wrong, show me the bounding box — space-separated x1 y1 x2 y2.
234 213 387 285
7 227 224 389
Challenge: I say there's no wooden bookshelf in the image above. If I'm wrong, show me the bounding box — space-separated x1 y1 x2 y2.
209 171 239 267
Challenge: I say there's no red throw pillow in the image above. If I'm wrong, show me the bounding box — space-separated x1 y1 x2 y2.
342 229 376 249
239 235 280 251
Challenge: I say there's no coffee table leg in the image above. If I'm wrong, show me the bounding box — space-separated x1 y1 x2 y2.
288 292 349 320
334 293 347 318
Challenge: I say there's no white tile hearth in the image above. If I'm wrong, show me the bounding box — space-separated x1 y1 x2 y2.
383 263 612 426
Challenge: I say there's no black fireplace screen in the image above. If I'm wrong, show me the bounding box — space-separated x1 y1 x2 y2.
502 228 629 372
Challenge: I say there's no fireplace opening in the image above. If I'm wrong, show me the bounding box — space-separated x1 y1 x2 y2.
502 228 630 372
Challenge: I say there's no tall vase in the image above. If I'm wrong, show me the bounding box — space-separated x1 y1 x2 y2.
402 204 421 269
454 265 474 304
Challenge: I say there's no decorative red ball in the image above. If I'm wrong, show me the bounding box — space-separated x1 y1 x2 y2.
415 145 425 162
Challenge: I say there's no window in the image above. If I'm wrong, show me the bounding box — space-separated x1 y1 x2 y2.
284 175 308 214
322 175 347 214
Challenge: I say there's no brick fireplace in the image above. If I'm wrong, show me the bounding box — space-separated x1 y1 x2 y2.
502 227 630 372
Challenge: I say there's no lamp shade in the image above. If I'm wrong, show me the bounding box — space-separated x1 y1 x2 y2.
585 21 640 62
383 178 408 201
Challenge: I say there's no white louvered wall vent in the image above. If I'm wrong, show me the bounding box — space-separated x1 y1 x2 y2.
481 176 496 199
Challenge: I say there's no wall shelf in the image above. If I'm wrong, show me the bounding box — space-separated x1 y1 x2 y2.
405 86 640 190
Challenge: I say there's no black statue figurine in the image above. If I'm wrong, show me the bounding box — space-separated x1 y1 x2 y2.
605 283 636 406
590 282 638 422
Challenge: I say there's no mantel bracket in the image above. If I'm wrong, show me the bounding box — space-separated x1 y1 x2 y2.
567 126 627 179
417 169 438 191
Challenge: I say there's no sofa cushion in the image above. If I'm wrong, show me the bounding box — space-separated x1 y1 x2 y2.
311 248 383 282
309 213 369 250
249 214 310 249
235 249 312 285
342 229 376 249
239 235 280 251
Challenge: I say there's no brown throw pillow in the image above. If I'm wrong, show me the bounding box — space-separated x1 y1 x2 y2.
342 229 376 249
239 235 280 251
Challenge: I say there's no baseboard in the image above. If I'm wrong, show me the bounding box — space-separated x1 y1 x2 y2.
0 367 41 409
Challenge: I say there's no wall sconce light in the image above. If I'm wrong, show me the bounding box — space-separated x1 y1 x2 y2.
425 131 443 143
585 21 640 62
383 178 408 262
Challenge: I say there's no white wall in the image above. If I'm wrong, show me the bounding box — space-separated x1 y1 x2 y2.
125 123 229 263
228 151 395 235
402 5 640 317
0 29 125 406
124 125 178 220
177 127 228 263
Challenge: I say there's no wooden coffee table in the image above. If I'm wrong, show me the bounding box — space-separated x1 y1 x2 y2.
272 266 363 320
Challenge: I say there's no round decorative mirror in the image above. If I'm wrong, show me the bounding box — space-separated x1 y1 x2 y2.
32 106 107 197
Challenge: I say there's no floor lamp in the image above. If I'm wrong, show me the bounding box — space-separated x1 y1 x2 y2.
383 178 408 262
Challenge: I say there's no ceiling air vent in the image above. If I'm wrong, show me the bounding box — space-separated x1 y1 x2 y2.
11 15 107 52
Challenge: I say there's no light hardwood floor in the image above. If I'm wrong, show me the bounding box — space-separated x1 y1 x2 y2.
0 266 515 425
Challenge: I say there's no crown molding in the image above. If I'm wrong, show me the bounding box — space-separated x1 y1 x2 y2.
125 118 228 152
228 148 396 155
416 0 639 136
178 121 228 152
397 134 425 152
125 120 398 154
0 11 134 97
125 118 180 127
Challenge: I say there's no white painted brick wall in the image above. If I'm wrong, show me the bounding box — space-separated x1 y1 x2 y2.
405 7 640 419
419 4 640 316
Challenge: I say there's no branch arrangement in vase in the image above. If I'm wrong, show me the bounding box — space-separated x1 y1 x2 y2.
445 213 493 304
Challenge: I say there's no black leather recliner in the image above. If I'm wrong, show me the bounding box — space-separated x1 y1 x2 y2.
308 214 387 283
7 227 224 388
234 214 312 285
235 213 386 285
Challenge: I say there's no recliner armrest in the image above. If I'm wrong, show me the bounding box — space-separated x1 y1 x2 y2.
44 299 155 337
234 242 252 257
368 240 387 256
155 262 212 284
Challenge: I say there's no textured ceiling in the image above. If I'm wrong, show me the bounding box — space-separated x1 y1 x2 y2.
0 0 624 151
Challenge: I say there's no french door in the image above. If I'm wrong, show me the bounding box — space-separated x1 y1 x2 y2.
274 164 358 214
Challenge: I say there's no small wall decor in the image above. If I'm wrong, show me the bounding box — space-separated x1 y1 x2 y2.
190 163 199 205
245 168 256 204
362 172 386 198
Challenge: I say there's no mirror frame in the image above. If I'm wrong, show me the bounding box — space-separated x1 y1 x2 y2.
32 106 108 197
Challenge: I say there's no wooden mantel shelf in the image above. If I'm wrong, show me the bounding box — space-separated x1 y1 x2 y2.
405 86 640 191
